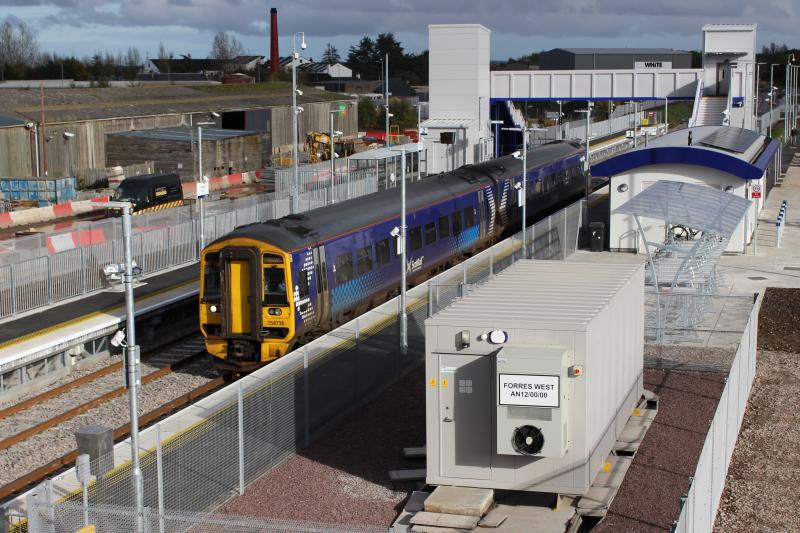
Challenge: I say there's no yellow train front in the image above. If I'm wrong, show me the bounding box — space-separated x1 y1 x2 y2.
200 228 299 372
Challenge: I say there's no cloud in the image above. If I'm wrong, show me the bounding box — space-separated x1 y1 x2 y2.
3 0 799 59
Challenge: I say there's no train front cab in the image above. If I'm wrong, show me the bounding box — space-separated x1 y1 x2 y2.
200 239 295 371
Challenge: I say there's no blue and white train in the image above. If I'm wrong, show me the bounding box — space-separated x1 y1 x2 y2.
200 141 586 371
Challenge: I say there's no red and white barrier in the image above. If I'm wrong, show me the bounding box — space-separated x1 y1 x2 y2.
46 228 107 253
181 170 260 199
0 197 109 230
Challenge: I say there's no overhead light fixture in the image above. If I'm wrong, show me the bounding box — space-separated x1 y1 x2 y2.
296 106 304 114
510 150 521 159
62 132 75 139
211 112 220 118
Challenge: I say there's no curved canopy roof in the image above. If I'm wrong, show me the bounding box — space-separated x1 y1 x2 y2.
591 126 780 181
612 180 751 239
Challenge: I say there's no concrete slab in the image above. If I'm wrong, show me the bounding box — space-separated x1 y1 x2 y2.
404 446 427 458
576 486 617 517
424 486 494 517
592 456 633 488
478 508 508 528
390 469 427 482
411 526 471 533
405 491 432 513
411 511 479 529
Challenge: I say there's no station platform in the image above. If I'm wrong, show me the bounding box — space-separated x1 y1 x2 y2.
0 264 199 398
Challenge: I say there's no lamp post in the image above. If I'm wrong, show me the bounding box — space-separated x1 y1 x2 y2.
415 102 428 176
384 53 390 147
291 31 307 214
503 127 529 257
96 201 143 533
329 110 342 204
787 55 797 142
389 148 407 355
196 120 215 252
489 120 503 159
756 62 767 131
769 63 779 138
62 131 75 177
577 102 594 215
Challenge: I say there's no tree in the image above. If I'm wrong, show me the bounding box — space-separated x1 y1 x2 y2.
322 43 340 64
157 42 169 59
125 47 142 67
0 19 39 80
210 31 245 60
347 36 377 79
357 97 379 129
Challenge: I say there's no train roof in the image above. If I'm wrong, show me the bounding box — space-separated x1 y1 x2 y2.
211 141 582 253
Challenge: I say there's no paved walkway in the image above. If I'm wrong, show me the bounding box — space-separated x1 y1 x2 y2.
719 165 800 295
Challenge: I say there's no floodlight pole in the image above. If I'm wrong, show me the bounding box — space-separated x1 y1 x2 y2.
756 62 766 131
96 201 143 533
291 32 305 214
769 64 777 138
391 147 408 355
329 111 337 204
197 126 205 251
384 54 390 147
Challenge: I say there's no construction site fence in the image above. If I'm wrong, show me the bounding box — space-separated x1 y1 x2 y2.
0 174 379 320
14 200 585 533
671 294 758 533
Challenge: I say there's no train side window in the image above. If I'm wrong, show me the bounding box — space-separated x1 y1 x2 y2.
376 238 392 266
452 211 462 235
424 222 436 245
298 270 309 298
438 215 450 238
357 246 373 274
463 207 475 228
334 252 354 285
410 226 423 251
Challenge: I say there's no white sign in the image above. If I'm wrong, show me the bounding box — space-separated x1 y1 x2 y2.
545 111 560 120
635 61 673 70
752 184 761 193
499 374 560 408
642 126 658 136
196 180 209 198
625 130 635 139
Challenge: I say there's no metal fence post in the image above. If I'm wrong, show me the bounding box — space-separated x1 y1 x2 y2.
9 265 16 316
80 247 87 295
237 382 245 495
428 284 434 317
155 424 165 533
46 255 52 304
303 347 310 447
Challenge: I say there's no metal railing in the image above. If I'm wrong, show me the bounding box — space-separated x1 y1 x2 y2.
688 79 704 128
12 199 585 533
0 174 380 321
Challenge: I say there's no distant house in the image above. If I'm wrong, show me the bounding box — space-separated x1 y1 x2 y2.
297 62 353 79
139 55 266 79
263 56 313 71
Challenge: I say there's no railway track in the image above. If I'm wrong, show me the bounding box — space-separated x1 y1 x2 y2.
0 334 225 502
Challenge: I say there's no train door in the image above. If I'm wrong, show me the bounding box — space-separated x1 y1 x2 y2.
221 247 262 340
312 245 330 326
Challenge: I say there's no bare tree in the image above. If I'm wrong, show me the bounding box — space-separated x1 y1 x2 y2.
210 31 245 60
125 47 142 67
157 42 169 59
0 20 39 66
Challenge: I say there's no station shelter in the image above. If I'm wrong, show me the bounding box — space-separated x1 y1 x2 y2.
591 125 780 254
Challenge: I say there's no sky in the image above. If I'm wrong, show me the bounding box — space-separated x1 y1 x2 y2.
0 0 798 62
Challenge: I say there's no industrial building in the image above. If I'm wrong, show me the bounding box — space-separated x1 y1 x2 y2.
105 128 268 180
0 85 357 183
538 48 693 70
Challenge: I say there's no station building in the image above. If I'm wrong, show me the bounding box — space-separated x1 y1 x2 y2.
592 125 780 254
538 48 693 71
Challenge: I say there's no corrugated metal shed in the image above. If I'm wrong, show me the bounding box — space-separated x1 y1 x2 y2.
108 127 258 142
428 260 642 331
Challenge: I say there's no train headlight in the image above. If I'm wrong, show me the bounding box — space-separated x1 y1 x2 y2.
209 305 218 313
268 308 282 316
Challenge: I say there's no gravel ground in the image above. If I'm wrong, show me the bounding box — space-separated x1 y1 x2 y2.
216 367 426 528
0 351 217 487
644 344 736 371
0 356 121 412
713 288 800 532
594 369 726 533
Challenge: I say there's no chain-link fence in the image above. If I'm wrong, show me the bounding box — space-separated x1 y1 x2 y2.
0 174 379 320
14 200 585 533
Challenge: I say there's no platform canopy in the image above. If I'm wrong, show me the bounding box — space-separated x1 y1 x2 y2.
613 180 751 239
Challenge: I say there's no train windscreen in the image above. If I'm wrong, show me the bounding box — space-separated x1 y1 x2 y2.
203 252 222 303
263 254 288 306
